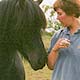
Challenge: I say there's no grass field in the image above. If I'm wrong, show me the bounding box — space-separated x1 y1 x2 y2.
23 32 53 80
23 61 52 80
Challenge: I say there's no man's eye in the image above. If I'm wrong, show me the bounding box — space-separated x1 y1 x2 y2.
58 13 62 15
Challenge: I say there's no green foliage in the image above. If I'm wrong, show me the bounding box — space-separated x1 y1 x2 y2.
41 4 62 32
54 21 62 30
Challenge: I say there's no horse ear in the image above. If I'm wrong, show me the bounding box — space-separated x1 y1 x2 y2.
33 0 43 5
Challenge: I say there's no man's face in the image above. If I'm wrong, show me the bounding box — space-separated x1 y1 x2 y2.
56 8 74 27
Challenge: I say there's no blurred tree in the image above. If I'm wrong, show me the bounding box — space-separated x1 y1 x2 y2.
41 4 62 31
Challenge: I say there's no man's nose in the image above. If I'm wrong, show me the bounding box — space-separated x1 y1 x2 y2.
57 15 59 20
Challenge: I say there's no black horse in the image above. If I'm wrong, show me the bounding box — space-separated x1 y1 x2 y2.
0 0 47 80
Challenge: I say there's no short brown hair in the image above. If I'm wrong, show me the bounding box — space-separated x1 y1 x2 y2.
53 0 80 18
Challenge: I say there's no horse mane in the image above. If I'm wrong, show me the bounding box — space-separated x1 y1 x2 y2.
0 1 47 79
0 0 46 48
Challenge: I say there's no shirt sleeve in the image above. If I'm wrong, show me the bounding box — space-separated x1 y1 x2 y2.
48 29 63 54
48 33 58 53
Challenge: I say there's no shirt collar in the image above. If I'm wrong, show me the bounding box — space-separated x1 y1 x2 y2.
62 27 70 35
63 27 80 35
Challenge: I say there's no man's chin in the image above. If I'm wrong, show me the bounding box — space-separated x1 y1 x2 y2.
63 24 68 27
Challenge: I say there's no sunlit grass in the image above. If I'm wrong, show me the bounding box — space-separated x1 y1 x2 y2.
23 61 52 80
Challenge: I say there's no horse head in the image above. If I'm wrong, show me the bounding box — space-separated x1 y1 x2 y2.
0 0 47 72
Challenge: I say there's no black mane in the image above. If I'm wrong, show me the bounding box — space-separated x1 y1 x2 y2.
0 0 47 80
